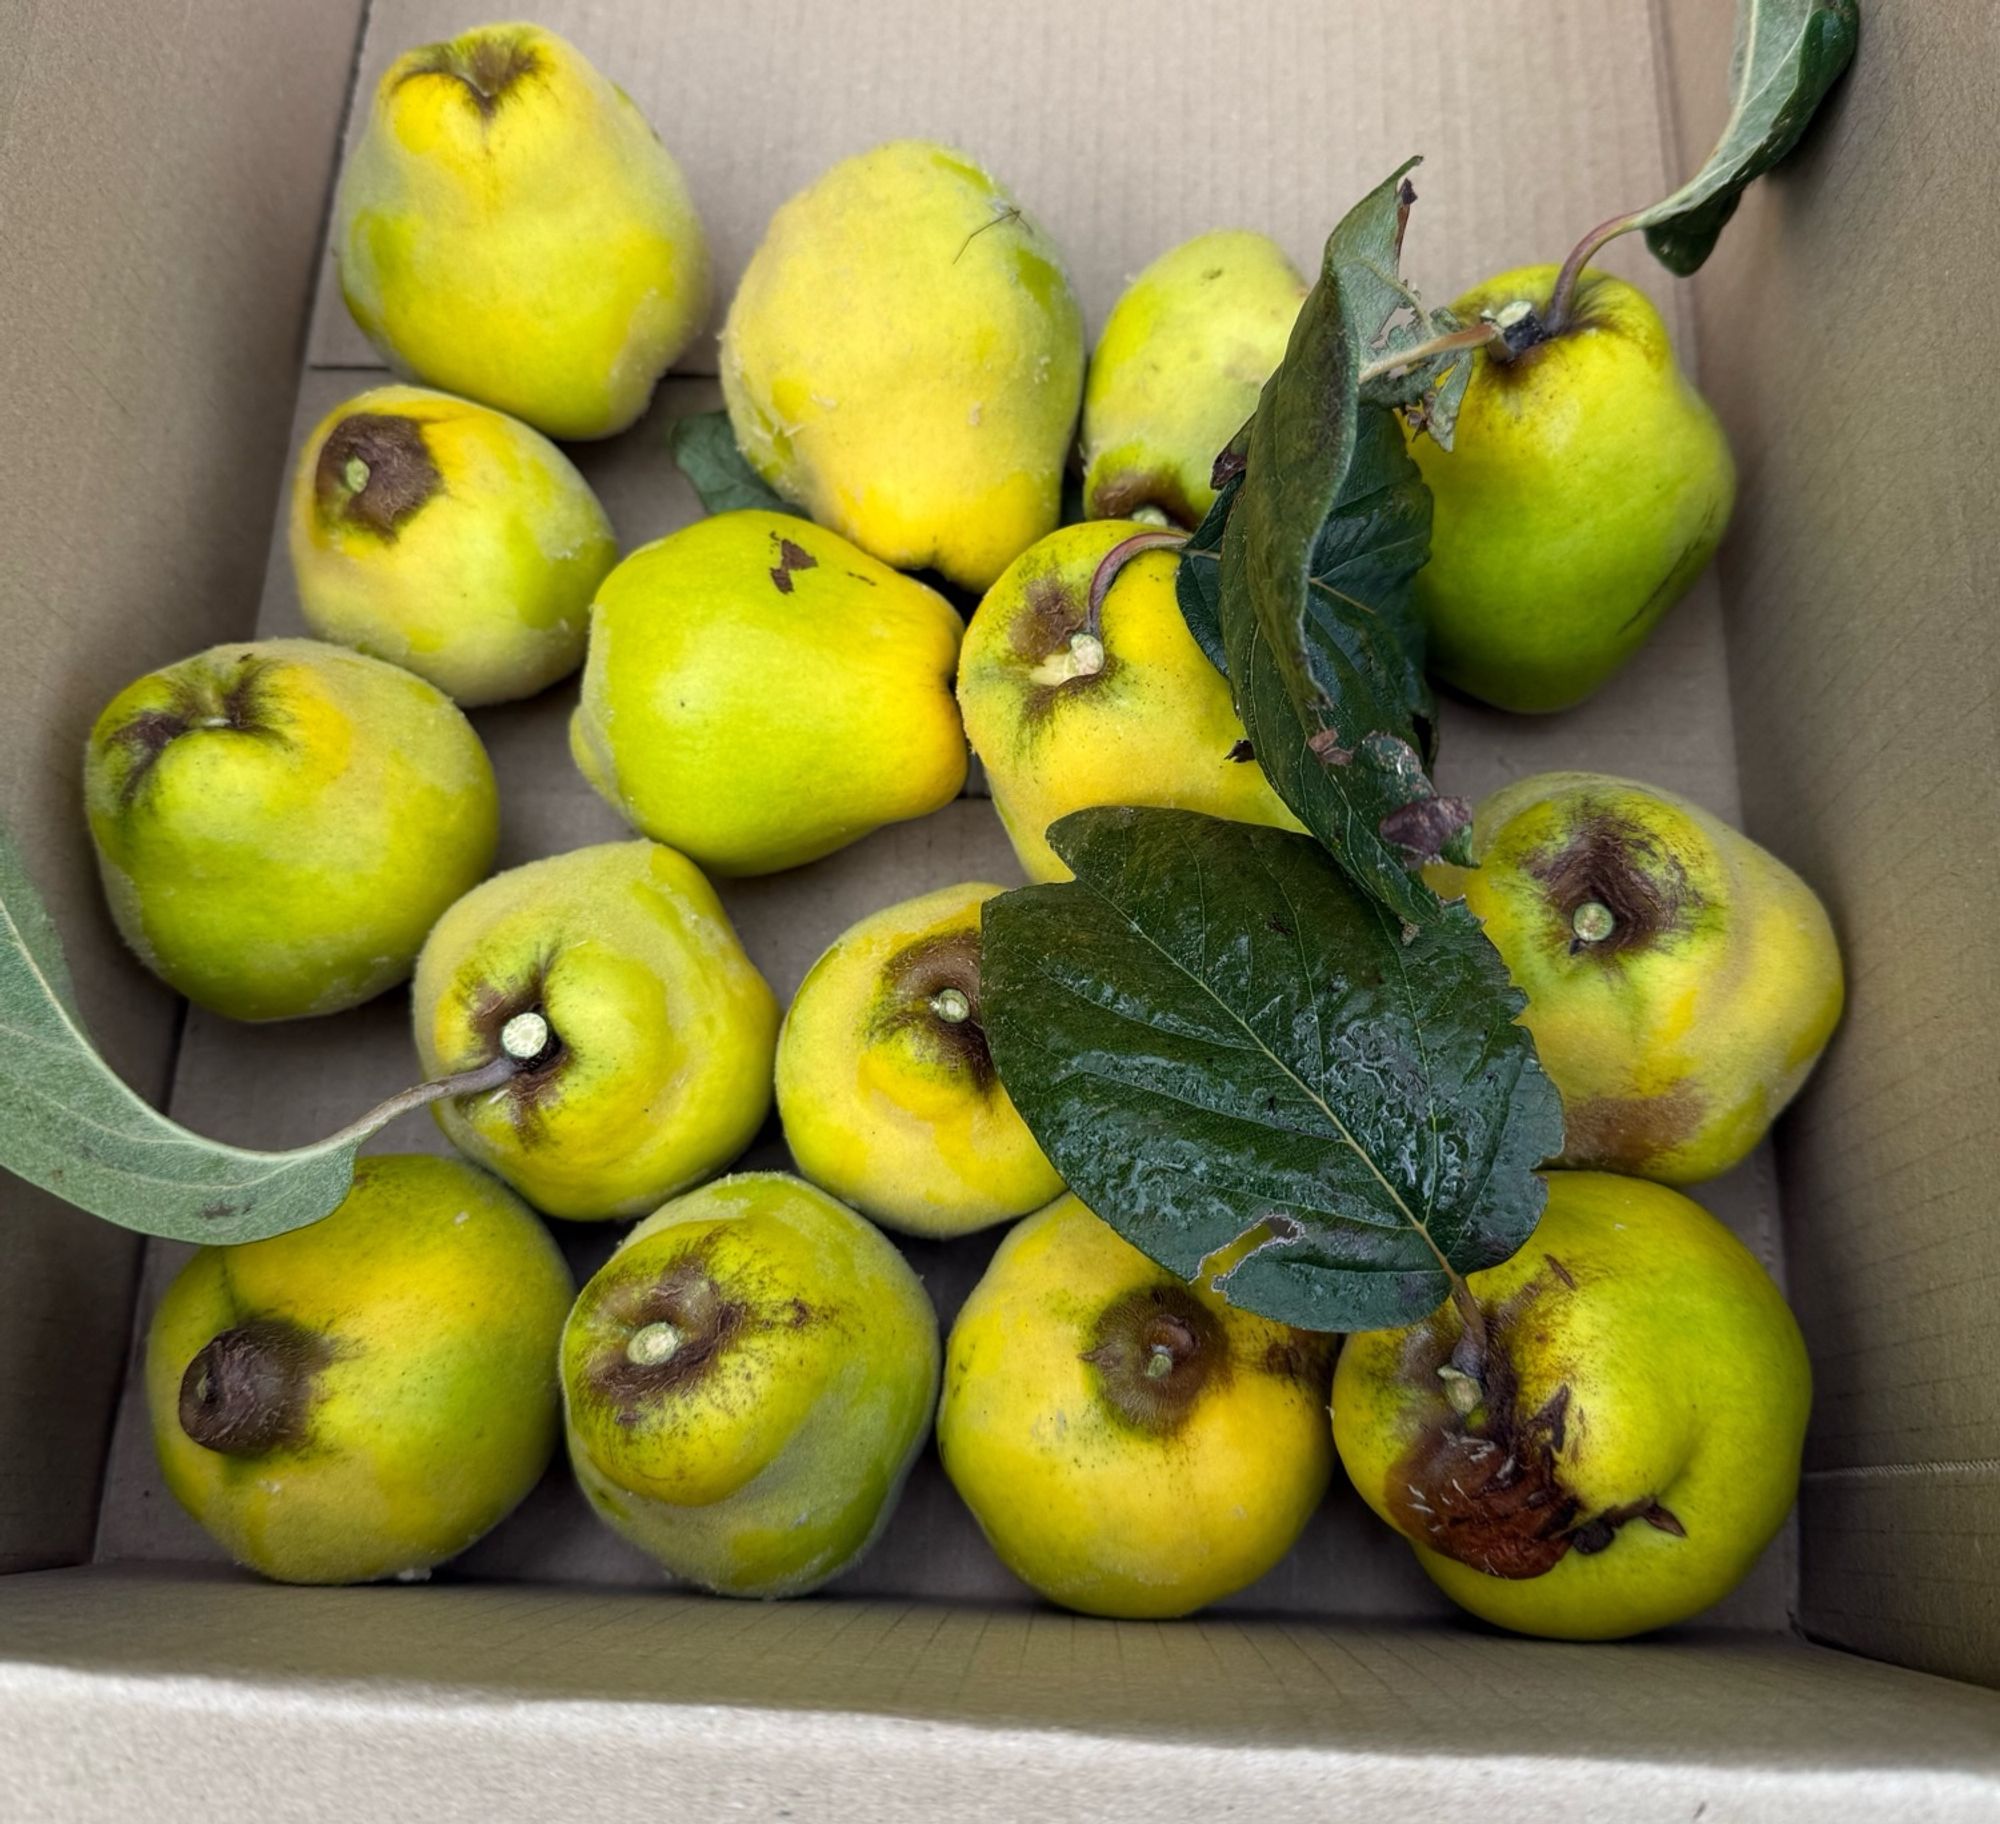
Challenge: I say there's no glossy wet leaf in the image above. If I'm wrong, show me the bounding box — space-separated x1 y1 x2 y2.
982 807 1564 1333
1214 162 1469 926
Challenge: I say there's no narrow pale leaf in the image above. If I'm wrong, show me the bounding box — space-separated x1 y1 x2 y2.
0 824 437 1243
1637 0 1861 274
982 807 1564 1334
667 410 789 517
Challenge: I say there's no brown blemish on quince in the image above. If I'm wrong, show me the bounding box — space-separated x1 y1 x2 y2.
1560 1081 1706 1173
106 653 285 807
178 1317 334 1457
397 32 543 119
1261 1332 1335 1387
587 1236 830 1424
1385 1265 1684 1578
460 964 569 1139
315 413 442 538
768 536 818 594
1090 470 1199 531
1527 805 1703 957
871 928 995 1090
1082 1283 1230 1436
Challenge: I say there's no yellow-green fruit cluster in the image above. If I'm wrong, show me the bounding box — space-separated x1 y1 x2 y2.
562 1174 941 1597
1333 1173 1810 1641
413 840 779 1222
939 1196 1334 1619
722 139 1083 591
571 511 968 875
335 23 709 439
1411 265 1735 713
958 519 1302 881
1430 772 1843 1183
1082 230 1306 526
84 638 497 1021
146 1154 574 1585
777 882 1062 1238
289 384 618 706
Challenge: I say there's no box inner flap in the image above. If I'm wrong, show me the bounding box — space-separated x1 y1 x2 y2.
7 1564 2000 1781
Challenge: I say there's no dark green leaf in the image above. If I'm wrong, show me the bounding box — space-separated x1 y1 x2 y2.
1217 162 1470 923
1638 0 1861 275
1174 472 1236 678
0 822 497 1243
667 409 789 517
982 807 1564 1333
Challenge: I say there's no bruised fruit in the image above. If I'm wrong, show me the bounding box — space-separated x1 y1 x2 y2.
777 882 1061 1238
334 23 708 439
957 519 1302 881
1332 1171 1809 1640
1082 230 1306 526
571 510 967 875
412 840 778 1221
938 1195 1334 1618
146 1154 573 1584
84 639 497 1021
1429 772 1843 1183
1410 266 1734 713
289 384 618 706
721 140 1083 591
562 1173 940 1597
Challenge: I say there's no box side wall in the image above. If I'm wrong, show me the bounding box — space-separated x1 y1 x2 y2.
1663 1 2000 1685
0 0 367 1570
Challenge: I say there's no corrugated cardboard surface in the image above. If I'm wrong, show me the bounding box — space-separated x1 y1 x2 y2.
3 1565 1998 1821
1664 1 2000 1686
92 361 1792 1631
5 0 1997 1807
0 0 367 1569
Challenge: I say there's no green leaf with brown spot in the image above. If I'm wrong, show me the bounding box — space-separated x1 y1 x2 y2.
1212 161 1469 926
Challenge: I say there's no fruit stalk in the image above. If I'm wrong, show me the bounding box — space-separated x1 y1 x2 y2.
314 1035 542 1153
1084 528 1188 639
1544 211 1645 334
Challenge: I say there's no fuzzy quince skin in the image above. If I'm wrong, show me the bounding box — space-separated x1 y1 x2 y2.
562 1173 940 1597
1332 1172 1809 1640
413 840 777 1221
957 520 1302 881
777 882 1062 1238
938 1195 1333 1619
1082 230 1306 526
722 139 1083 591
147 1154 573 1585
84 639 497 1021
289 384 618 706
334 23 708 439
1411 266 1735 713
1429 772 1843 1183
571 510 967 876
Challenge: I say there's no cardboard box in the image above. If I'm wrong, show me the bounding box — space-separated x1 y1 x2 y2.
2 0 1995 1814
